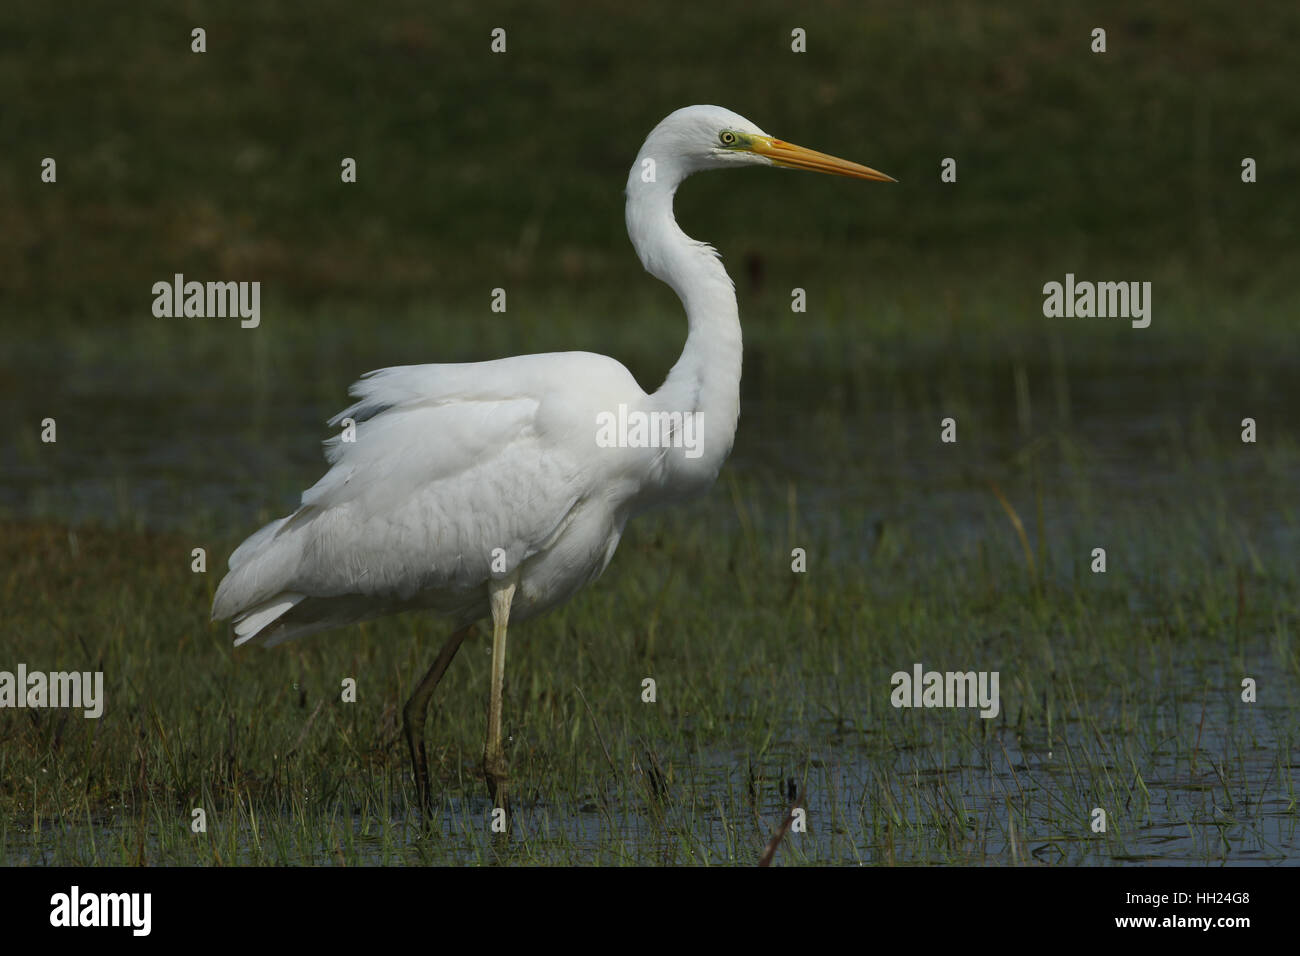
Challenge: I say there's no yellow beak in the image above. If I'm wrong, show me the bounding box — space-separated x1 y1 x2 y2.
749 135 896 182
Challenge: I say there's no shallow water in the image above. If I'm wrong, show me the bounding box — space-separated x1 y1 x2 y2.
2 323 1297 865
7 708 1294 865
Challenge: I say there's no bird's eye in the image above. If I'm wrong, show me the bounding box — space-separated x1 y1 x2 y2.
719 131 738 146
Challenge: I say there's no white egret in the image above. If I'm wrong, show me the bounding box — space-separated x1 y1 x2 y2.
212 105 893 810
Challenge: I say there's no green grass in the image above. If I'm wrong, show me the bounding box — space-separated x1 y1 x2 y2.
2 393 1297 863
2 0 1298 318
2 0 1299 864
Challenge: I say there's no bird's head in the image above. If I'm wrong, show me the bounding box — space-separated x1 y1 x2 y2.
633 104 895 186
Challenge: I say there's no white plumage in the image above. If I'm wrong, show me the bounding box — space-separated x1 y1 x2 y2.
212 105 892 808
214 353 648 645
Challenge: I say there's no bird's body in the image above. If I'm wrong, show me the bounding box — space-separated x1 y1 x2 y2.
213 351 652 643
212 105 891 809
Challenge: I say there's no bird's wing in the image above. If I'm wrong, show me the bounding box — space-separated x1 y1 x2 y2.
212 352 645 642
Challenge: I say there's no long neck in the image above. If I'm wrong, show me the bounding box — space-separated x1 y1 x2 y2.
625 163 743 490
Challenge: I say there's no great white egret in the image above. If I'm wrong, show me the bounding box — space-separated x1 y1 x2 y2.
212 105 893 810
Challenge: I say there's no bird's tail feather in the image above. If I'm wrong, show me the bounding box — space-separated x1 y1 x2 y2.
227 515 290 570
231 593 306 646
212 512 307 643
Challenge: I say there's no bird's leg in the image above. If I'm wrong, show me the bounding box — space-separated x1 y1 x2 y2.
403 624 472 813
483 578 517 811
